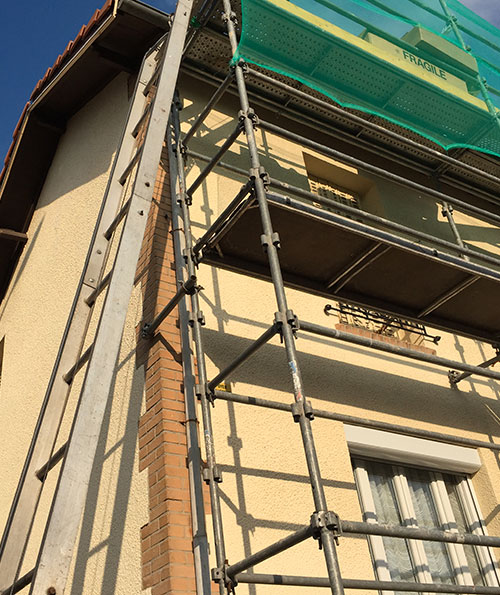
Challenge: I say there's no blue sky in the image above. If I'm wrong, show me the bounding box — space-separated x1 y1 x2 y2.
0 0 498 163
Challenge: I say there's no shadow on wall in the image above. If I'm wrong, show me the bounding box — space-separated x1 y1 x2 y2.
201 327 500 441
35 75 130 208
0 217 44 319
70 349 145 595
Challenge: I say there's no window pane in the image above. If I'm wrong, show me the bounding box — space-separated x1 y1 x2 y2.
406 467 455 584
444 474 486 586
364 460 417 584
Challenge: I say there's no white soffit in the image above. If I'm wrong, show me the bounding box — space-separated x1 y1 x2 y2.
345 424 481 474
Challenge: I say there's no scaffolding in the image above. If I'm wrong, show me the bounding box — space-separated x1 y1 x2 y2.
141 0 500 592
4 0 500 593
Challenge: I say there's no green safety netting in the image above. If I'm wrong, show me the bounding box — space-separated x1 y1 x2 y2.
234 0 500 156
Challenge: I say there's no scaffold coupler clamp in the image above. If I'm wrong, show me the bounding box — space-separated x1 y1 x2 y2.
213 562 236 592
441 203 453 217
202 464 223 484
448 369 460 386
239 107 259 130
291 399 314 422
311 511 342 548
196 382 216 406
260 231 281 253
222 10 238 24
249 164 270 187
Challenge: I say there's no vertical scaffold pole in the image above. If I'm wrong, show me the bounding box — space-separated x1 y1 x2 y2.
218 1 345 593
171 102 227 595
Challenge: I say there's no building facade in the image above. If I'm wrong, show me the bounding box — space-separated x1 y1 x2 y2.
2 0 500 594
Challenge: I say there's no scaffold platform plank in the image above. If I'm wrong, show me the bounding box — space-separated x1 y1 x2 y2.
201 194 500 343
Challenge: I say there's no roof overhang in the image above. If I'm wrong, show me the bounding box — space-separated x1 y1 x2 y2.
0 0 171 301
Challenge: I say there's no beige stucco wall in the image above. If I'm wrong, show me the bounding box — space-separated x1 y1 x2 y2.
0 73 149 595
179 73 500 593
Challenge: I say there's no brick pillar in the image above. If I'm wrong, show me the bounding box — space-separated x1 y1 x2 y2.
136 147 197 594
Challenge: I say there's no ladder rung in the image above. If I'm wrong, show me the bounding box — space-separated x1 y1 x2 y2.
3 567 35 594
35 442 67 481
85 271 112 306
104 198 132 240
132 102 153 139
63 344 93 384
143 65 161 97
118 147 143 185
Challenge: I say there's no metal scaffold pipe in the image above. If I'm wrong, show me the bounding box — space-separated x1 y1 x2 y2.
299 320 500 383
213 389 500 452
171 104 227 594
219 1 345 592
259 120 500 229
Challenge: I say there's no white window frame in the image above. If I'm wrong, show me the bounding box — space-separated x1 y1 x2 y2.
348 425 500 590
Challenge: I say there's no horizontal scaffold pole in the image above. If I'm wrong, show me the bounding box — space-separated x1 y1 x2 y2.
299 320 500 383
247 68 500 193
213 389 500 451
236 573 500 593
341 519 500 547
187 150 500 273
259 120 500 229
141 276 197 338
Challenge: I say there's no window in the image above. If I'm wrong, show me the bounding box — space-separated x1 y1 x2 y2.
309 174 361 212
353 458 500 589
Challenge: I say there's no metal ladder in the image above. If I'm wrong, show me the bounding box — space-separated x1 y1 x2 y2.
0 1 193 593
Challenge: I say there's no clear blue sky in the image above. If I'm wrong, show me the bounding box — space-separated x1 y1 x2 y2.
0 0 498 163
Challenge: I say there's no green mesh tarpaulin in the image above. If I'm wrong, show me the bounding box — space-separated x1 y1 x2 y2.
234 0 500 156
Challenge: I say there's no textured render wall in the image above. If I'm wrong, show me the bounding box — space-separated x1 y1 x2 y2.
0 73 151 594
178 74 500 592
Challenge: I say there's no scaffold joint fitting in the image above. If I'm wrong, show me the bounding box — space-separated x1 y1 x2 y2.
239 107 259 129
222 10 237 24
291 399 314 422
311 511 342 547
260 232 280 252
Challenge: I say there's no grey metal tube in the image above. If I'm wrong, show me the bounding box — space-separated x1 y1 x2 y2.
188 150 500 272
213 389 500 452
451 354 500 385
207 324 278 392
267 188 500 270
167 116 212 594
183 73 233 145
222 2 345 592
300 320 500 382
186 124 241 196
267 193 500 286
192 181 254 255
142 276 197 337
183 62 500 209
226 526 314 579
259 120 500 228
247 68 500 193
341 519 500 547
171 105 227 594
236 573 500 593
2 567 35 595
